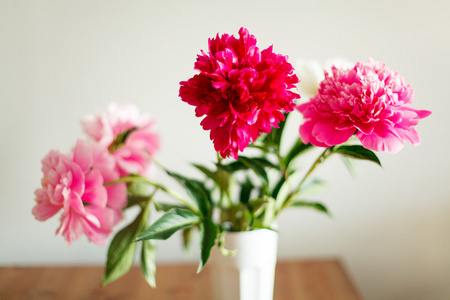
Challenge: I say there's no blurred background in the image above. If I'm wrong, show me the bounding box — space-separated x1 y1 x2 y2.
1 1 449 299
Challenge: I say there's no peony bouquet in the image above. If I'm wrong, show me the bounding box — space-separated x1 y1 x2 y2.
33 27 430 287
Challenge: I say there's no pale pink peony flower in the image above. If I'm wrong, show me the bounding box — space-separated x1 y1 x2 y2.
82 103 149 146
112 123 160 176
297 59 431 153
32 140 127 245
179 27 300 159
296 58 354 99
81 103 160 176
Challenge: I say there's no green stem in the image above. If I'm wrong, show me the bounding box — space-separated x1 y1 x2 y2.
216 153 233 208
280 147 333 212
105 176 199 213
217 153 224 207
142 188 159 208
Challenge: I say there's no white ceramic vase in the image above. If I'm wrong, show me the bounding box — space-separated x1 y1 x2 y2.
210 229 278 300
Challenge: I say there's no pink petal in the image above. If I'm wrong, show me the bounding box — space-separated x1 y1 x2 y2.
72 140 93 173
105 182 127 210
32 203 61 221
312 121 354 146
357 130 404 154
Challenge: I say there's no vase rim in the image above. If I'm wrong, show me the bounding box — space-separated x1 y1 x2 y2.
221 228 278 236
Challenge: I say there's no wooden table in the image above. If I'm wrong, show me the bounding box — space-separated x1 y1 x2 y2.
0 259 362 299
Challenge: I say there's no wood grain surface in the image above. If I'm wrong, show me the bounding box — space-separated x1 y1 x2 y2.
0 259 362 299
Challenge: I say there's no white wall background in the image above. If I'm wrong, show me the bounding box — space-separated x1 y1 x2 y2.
1 1 449 299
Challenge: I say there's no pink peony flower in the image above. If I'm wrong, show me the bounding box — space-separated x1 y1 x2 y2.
81 103 160 176
32 140 127 245
297 59 431 153
179 27 300 159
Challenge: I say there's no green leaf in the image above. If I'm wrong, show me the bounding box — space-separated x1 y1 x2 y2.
271 176 286 200
271 114 287 147
251 157 277 169
217 156 276 175
297 179 328 197
140 240 157 288
216 160 246 173
239 177 253 204
238 156 269 184
284 140 313 168
273 171 304 212
334 145 382 166
216 167 232 196
102 203 150 286
262 197 276 228
126 195 150 208
182 226 196 250
166 171 210 217
221 203 253 231
154 201 187 212
103 238 137 286
135 208 201 241
247 198 267 218
109 128 137 151
197 218 219 273
290 200 330 216
259 112 288 148
341 156 357 177
190 179 214 208
192 163 217 182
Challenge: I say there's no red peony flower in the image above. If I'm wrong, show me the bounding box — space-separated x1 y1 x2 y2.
179 27 300 158
297 59 431 154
